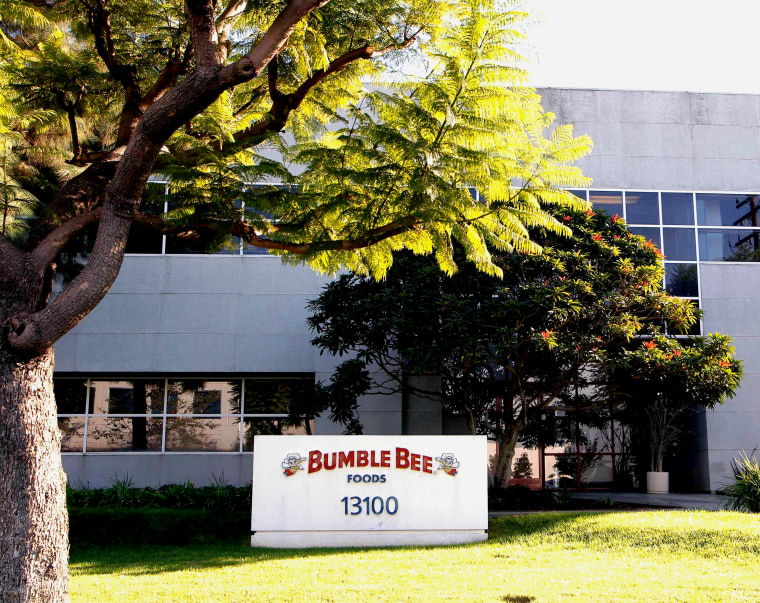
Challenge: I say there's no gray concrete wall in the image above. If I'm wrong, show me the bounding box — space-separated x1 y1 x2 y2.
539 88 760 192
56 255 403 487
699 263 760 491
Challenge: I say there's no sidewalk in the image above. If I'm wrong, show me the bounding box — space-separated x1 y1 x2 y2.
570 491 727 511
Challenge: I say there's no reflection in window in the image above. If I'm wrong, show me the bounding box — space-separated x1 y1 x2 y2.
242 418 311 451
589 190 623 216
665 264 698 297
90 380 165 415
86 417 163 452
661 192 694 225
59 418 85 452
54 379 90 414
165 417 240 451
627 227 661 249
167 380 240 414
625 191 659 224
662 228 697 261
244 379 313 414
699 229 760 262
697 193 760 227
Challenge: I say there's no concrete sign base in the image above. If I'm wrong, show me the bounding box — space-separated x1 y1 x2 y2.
251 529 487 548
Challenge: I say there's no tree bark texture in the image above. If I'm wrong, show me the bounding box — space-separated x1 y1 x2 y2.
0 347 69 603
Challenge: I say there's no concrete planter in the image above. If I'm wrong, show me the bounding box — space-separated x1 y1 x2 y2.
646 471 669 494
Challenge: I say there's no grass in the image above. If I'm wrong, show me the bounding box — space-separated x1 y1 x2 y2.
70 511 760 603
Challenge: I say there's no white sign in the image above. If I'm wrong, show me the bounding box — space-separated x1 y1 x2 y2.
251 435 488 548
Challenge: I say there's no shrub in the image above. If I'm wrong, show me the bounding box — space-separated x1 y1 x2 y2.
66 481 252 512
722 451 760 513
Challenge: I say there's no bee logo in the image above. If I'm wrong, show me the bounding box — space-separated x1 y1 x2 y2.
281 453 307 476
435 453 459 476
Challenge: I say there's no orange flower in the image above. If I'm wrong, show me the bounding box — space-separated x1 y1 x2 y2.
592 233 602 241
643 340 657 350
673 349 682 357
563 215 571 222
541 330 553 339
612 214 621 223
585 209 596 217
719 360 732 368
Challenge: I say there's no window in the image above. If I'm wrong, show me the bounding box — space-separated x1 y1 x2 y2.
589 190 623 216
697 193 760 227
625 191 659 225
661 192 694 225
55 375 314 453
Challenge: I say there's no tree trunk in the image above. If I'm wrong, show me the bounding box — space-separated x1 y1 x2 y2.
492 424 520 489
0 346 69 603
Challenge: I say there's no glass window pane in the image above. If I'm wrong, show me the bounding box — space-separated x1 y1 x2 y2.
627 227 661 249
699 228 760 261
580 456 614 489
165 417 240 451
661 192 694 225
86 417 163 451
509 448 541 489
89 380 165 414
589 190 623 217
697 193 760 226
167 380 241 414
624 192 659 224
54 378 90 414
539 409 577 454
665 263 698 297
242 418 311 452
125 183 164 254
578 420 612 454
544 455 578 489
244 379 313 414
662 228 696 261
59 417 85 452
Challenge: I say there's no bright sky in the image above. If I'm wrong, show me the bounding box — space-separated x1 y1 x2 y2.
522 0 760 94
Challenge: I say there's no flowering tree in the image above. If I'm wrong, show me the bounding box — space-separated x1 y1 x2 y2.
306 208 706 488
606 334 742 473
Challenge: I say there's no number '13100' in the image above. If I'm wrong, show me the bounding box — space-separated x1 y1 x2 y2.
341 496 398 515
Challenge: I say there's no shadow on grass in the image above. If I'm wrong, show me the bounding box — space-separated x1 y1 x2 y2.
71 511 758 578
71 513 580 577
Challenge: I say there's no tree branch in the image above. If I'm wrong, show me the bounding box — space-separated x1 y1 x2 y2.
30 208 104 270
220 0 330 84
141 42 194 108
186 0 224 68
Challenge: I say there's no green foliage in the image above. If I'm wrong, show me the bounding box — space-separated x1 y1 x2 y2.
607 334 742 471
305 208 741 486
67 481 252 513
721 451 760 513
3 0 592 281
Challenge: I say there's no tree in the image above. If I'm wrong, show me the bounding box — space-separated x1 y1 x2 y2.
0 0 592 599
606 334 742 474
305 209 714 489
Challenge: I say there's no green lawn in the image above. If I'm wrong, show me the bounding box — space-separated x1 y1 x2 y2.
70 511 760 602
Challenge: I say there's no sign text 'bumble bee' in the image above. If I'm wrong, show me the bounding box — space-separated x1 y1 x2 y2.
251 435 487 548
